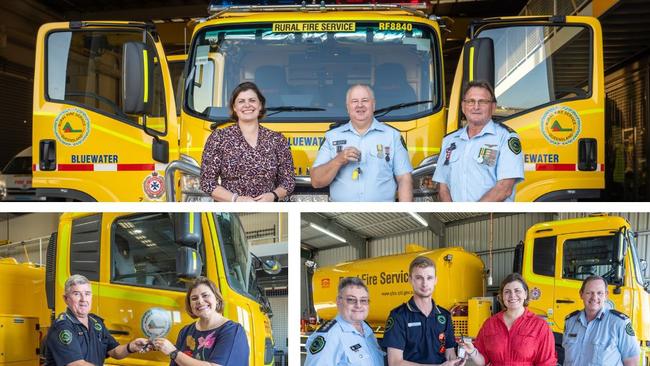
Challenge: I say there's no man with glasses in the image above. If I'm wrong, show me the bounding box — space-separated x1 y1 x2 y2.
433 80 524 201
311 84 413 202
44 274 150 366
304 277 384 365
562 275 640 366
383 256 463 366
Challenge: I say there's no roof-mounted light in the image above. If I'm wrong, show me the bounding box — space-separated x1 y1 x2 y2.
208 0 431 14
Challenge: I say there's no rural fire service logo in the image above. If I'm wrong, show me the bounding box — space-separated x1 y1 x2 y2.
54 108 91 146
143 172 165 200
141 308 172 339
541 106 581 145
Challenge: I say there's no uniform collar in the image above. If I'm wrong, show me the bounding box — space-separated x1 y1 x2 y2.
406 297 440 317
335 314 370 336
341 118 383 135
65 307 84 325
580 307 606 324
460 120 495 140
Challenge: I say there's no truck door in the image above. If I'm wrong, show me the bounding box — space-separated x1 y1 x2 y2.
555 231 634 328
33 22 178 202
448 16 604 201
99 213 203 366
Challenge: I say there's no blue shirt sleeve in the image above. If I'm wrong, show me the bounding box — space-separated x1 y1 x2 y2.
392 131 413 177
432 137 451 185
101 323 120 355
46 323 85 366
313 132 335 168
444 313 458 349
381 310 407 351
617 318 641 359
496 132 524 181
304 331 342 366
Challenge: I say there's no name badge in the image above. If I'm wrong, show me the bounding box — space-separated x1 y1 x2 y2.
568 333 577 337
407 322 421 327
350 344 362 352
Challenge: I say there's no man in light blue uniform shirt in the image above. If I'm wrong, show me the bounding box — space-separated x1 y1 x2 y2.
563 275 640 366
311 84 413 201
304 277 385 366
433 80 524 201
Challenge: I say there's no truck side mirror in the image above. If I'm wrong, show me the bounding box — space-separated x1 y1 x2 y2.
173 213 202 247
122 41 153 115
262 258 282 275
176 246 203 279
462 37 495 91
614 227 628 287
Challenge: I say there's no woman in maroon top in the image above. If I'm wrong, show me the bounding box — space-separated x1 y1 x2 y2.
461 273 557 366
200 82 295 202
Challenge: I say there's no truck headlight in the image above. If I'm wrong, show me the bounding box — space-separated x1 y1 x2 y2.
412 154 438 202
180 174 213 202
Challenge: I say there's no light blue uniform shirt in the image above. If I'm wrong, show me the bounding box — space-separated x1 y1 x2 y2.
304 315 385 366
432 120 524 201
563 308 640 366
313 118 412 201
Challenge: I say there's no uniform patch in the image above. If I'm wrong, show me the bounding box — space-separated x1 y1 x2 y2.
309 335 326 354
437 315 446 325
385 317 394 331
94 322 102 331
59 329 72 345
508 137 522 155
626 322 635 336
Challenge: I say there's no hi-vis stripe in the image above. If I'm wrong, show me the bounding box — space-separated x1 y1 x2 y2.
33 163 167 172
524 163 604 172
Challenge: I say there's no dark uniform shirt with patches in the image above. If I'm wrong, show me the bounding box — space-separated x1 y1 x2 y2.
382 297 457 364
44 308 119 366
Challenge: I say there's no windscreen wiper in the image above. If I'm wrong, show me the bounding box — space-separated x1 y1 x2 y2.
266 106 326 117
374 100 433 118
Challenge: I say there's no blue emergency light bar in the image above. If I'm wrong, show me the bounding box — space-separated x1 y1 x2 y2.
208 0 429 13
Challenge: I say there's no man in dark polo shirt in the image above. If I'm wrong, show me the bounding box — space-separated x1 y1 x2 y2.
383 256 464 366
44 274 150 366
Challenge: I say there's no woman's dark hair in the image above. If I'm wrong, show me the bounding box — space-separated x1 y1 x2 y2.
229 82 266 121
497 273 530 308
185 276 224 318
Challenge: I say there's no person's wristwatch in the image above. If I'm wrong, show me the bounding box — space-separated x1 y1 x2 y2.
271 191 279 202
126 342 135 353
169 350 179 360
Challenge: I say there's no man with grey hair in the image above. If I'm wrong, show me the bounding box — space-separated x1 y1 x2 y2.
304 277 384 365
311 84 413 201
44 274 150 366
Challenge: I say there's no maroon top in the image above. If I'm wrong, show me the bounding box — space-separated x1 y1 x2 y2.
200 124 295 198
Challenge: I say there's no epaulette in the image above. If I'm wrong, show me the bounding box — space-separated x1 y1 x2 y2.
496 121 516 134
55 312 67 323
316 319 337 333
609 309 629 320
565 310 580 320
444 128 461 138
327 121 347 131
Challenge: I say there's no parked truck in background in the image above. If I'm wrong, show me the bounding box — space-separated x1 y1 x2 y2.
31 1 605 201
0 212 276 366
515 214 650 364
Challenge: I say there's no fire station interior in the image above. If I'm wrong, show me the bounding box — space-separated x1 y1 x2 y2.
1 0 648 201
0 212 290 362
300 212 650 365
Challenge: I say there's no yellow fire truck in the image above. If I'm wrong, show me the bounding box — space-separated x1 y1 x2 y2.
31 1 605 201
0 212 276 366
310 215 649 364
515 215 649 364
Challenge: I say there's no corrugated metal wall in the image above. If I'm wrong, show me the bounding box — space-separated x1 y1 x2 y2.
239 213 288 243
558 213 650 268
369 229 438 257
315 245 358 267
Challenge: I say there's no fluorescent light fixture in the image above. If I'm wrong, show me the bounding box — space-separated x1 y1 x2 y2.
309 223 346 243
409 212 428 227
